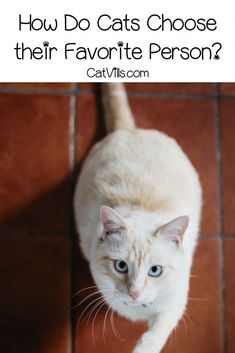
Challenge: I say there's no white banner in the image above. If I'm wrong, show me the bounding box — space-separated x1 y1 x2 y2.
0 0 234 81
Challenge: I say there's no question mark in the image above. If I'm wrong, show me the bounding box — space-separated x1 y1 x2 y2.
212 42 222 60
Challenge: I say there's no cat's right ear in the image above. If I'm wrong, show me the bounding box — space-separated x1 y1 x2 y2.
100 206 126 238
157 215 189 248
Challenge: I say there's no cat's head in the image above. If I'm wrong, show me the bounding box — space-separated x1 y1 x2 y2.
92 205 189 313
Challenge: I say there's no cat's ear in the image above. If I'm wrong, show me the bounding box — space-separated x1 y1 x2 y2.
157 216 189 248
100 206 126 238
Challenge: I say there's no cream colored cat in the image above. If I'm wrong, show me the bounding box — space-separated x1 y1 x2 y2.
74 83 202 353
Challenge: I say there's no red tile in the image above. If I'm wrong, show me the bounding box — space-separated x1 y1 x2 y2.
221 100 235 234
0 236 71 353
224 238 235 353
220 84 235 96
0 83 72 90
79 83 215 95
129 96 218 234
78 83 93 91
126 83 215 95
77 94 106 164
75 238 221 353
0 93 71 233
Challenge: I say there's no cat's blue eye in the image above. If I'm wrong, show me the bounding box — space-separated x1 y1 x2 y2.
148 265 163 277
114 260 128 274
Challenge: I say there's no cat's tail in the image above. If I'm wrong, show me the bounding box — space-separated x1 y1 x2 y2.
102 83 136 133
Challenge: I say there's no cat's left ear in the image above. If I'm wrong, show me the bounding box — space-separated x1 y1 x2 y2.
157 216 189 248
100 206 126 238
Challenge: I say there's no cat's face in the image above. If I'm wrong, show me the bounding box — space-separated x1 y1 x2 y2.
92 206 188 313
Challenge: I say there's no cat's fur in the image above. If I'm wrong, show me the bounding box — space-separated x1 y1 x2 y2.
74 83 202 353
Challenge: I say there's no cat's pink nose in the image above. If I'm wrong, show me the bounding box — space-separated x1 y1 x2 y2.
129 290 140 300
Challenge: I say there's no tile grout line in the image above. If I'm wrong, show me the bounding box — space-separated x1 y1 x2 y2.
69 89 77 172
69 84 79 353
1 85 235 100
0 87 78 96
215 87 224 234
77 89 216 100
215 83 227 353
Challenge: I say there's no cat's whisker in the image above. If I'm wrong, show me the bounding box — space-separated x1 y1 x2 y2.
102 303 112 342
91 298 112 344
190 274 201 278
184 310 194 327
67 288 102 314
77 295 104 329
71 285 118 301
71 285 99 300
86 295 114 325
181 315 188 337
85 297 106 325
188 297 207 302
110 310 126 342
71 288 117 312
71 290 103 312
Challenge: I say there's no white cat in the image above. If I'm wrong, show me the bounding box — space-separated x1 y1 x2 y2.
74 83 202 353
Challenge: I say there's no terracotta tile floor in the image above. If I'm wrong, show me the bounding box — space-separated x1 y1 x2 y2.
0 83 234 353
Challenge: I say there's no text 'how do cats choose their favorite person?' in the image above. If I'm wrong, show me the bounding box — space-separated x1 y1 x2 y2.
14 42 221 61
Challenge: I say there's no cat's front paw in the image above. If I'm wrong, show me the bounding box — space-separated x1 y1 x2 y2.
133 332 159 353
